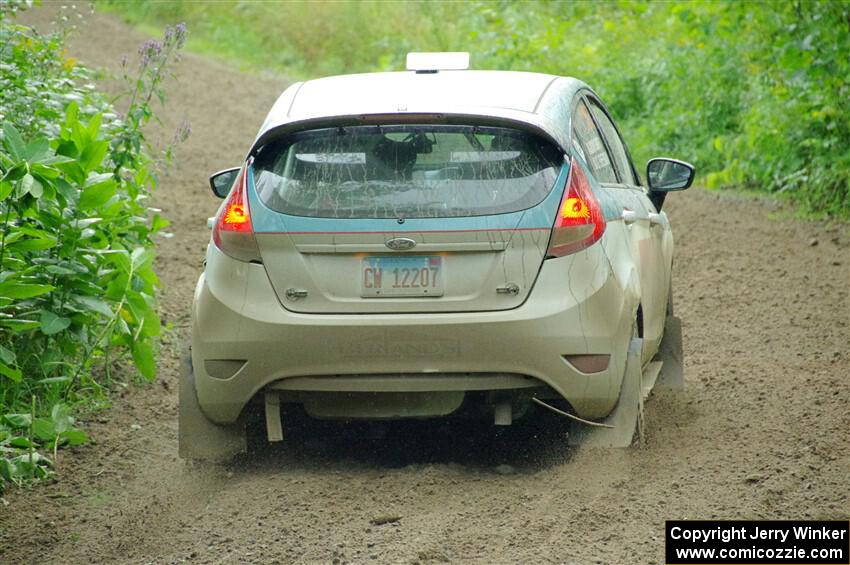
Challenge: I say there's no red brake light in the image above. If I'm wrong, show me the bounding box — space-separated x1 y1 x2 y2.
223 203 249 227
212 166 262 262
546 158 606 258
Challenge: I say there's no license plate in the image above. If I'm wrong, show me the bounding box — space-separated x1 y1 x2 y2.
361 256 443 297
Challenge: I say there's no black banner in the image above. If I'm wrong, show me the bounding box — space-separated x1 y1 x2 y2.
665 520 849 564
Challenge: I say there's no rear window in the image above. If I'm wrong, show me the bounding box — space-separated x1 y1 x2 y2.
252 125 562 219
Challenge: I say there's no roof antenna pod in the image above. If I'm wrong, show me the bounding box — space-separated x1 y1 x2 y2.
406 52 470 74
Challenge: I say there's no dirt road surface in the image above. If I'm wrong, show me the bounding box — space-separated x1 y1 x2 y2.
2 8 848 565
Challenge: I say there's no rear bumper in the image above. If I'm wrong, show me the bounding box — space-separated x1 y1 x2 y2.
191 244 635 423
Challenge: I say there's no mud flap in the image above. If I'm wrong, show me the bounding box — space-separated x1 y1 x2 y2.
569 337 643 448
655 314 684 391
178 353 246 462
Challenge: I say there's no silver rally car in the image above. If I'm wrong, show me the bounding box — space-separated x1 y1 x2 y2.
180 53 694 460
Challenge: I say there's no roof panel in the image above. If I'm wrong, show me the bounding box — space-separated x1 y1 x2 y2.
286 70 561 119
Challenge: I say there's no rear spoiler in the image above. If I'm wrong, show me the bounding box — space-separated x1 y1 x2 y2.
249 113 568 158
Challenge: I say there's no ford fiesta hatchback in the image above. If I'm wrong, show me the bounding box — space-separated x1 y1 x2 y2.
180 53 694 461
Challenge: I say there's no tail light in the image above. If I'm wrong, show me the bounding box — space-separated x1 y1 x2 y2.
212 165 262 262
546 158 606 258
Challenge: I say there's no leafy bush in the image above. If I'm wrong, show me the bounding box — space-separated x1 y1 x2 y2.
105 0 849 217
0 4 186 487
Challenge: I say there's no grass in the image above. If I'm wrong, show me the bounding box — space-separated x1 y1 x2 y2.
98 1 468 79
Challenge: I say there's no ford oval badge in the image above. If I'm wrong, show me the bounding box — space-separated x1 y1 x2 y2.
385 237 417 251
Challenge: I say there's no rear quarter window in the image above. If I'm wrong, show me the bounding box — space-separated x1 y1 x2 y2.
252 125 562 219
587 99 637 186
572 101 618 184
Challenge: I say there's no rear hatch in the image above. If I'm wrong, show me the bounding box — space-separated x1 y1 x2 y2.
248 124 566 314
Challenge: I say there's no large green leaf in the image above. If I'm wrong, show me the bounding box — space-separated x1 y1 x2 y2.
130 247 155 271
130 340 156 381
131 294 161 338
44 265 75 276
85 112 102 139
59 429 88 446
0 344 15 365
20 173 34 195
31 162 61 179
8 236 58 252
0 319 41 331
79 139 109 173
39 310 71 335
2 123 25 160
0 281 54 299
72 295 114 317
9 436 37 449
23 137 50 162
79 175 116 210
28 176 43 198
0 181 13 201
104 250 132 273
3 231 24 247
3 414 31 428
0 361 22 383
55 160 85 186
50 404 74 435
32 418 57 442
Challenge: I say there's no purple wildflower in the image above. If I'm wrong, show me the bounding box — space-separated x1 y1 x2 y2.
174 22 187 48
138 39 163 66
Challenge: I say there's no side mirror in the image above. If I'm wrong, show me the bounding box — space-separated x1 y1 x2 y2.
646 158 695 192
209 167 240 198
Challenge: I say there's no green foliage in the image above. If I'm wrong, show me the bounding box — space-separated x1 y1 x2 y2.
104 0 849 217
0 399 88 485
0 6 187 488
101 0 466 77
